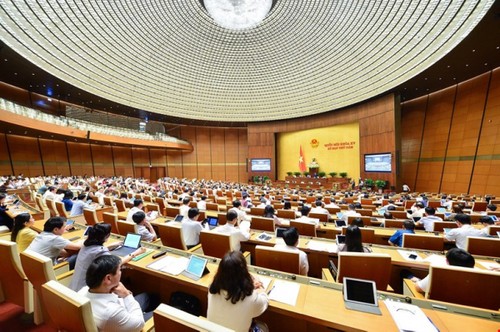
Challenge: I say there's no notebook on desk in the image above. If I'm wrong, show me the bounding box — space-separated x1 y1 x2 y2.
110 233 141 257
343 277 381 315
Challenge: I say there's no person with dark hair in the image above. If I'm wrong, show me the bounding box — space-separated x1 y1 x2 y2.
350 217 364 228
263 205 282 227
69 223 146 291
274 227 309 275
486 203 497 212
388 220 415 247
214 210 250 252
208 251 268 331
126 199 145 223
179 197 191 218
445 213 485 249
11 212 37 251
407 202 425 220
27 216 82 269
411 248 475 293
78 255 159 331
132 211 157 242
70 193 92 216
340 204 361 223
42 185 63 202
61 190 74 211
182 207 203 249
383 211 393 220
338 225 370 253
416 207 442 232
229 199 248 224
197 195 207 211
310 200 330 219
295 205 319 227
0 193 14 230
479 215 495 236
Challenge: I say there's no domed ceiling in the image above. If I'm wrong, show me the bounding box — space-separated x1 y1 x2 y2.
0 0 495 122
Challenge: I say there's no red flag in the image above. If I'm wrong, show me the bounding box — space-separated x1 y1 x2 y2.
299 145 307 172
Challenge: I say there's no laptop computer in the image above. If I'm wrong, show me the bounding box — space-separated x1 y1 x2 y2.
335 220 346 227
205 216 218 230
343 277 381 315
336 234 346 245
172 214 184 222
377 209 386 216
437 207 446 213
111 233 142 257
490 215 498 222
328 259 338 280
497 231 500 238
336 212 344 220
181 255 209 281
443 228 452 235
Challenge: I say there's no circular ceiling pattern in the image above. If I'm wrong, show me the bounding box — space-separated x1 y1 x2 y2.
0 1 494 122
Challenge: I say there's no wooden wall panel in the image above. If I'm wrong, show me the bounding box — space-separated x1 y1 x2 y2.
195 127 212 180
211 128 226 181
179 127 198 179
224 129 239 182
401 97 426 191
67 142 93 176
0 133 14 175
132 147 149 167
38 139 70 176
150 149 166 167
238 129 248 183
91 144 114 176
112 146 134 177
7 135 43 176
166 151 183 179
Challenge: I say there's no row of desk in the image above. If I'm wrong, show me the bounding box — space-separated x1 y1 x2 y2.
26 220 499 332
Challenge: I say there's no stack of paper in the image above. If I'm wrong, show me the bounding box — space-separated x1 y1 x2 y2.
385 300 438 332
147 255 189 276
307 240 338 253
268 280 300 306
423 254 447 266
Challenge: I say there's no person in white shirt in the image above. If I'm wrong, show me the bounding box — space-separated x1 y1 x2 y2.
208 251 268 332
42 186 63 202
341 204 361 223
182 208 203 249
228 200 248 224
132 211 157 242
310 200 330 220
416 207 443 232
402 184 410 192
179 197 191 218
274 227 309 276
411 248 475 294
214 210 250 251
479 215 494 236
445 214 485 249
294 205 320 228
78 255 159 332
407 202 425 220
126 199 144 223
197 195 207 211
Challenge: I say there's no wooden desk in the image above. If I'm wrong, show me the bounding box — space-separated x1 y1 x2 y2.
5 195 45 220
122 242 500 332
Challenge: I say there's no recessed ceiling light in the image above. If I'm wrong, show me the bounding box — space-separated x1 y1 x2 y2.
472 49 475 52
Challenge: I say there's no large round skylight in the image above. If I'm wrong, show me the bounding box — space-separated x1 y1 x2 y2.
204 0 273 30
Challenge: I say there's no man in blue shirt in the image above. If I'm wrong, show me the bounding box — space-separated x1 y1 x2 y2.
388 220 415 247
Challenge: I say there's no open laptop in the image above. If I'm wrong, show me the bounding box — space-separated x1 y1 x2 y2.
343 277 381 315
437 207 446 213
490 215 498 222
205 216 218 230
111 233 142 257
336 234 346 245
172 214 184 222
335 220 346 227
377 209 386 216
181 255 209 281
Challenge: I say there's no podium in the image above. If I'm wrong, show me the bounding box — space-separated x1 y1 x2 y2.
309 167 319 177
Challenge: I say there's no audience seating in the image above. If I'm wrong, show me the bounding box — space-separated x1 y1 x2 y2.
254 245 300 274
249 207 265 216
309 212 328 223
40 280 97 332
347 216 373 226
0 240 33 325
341 227 375 244
426 265 500 310
55 201 69 218
290 220 317 237
114 199 128 213
432 221 458 233
102 212 120 234
199 231 232 258
20 250 73 324
251 216 275 232
384 219 405 229
83 208 100 226
165 206 180 218
337 252 392 291
465 237 500 257
402 233 444 251
217 212 227 225
116 220 138 236
155 197 167 215
205 203 219 211
277 209 296 219
472 201 488 212
487 225 500 236
45 199 58 217
355 209 373 217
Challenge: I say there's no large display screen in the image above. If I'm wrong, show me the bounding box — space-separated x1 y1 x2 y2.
364 153 391 173
251 158 271 172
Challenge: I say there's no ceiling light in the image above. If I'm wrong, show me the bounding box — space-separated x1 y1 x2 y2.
204 0 272 30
